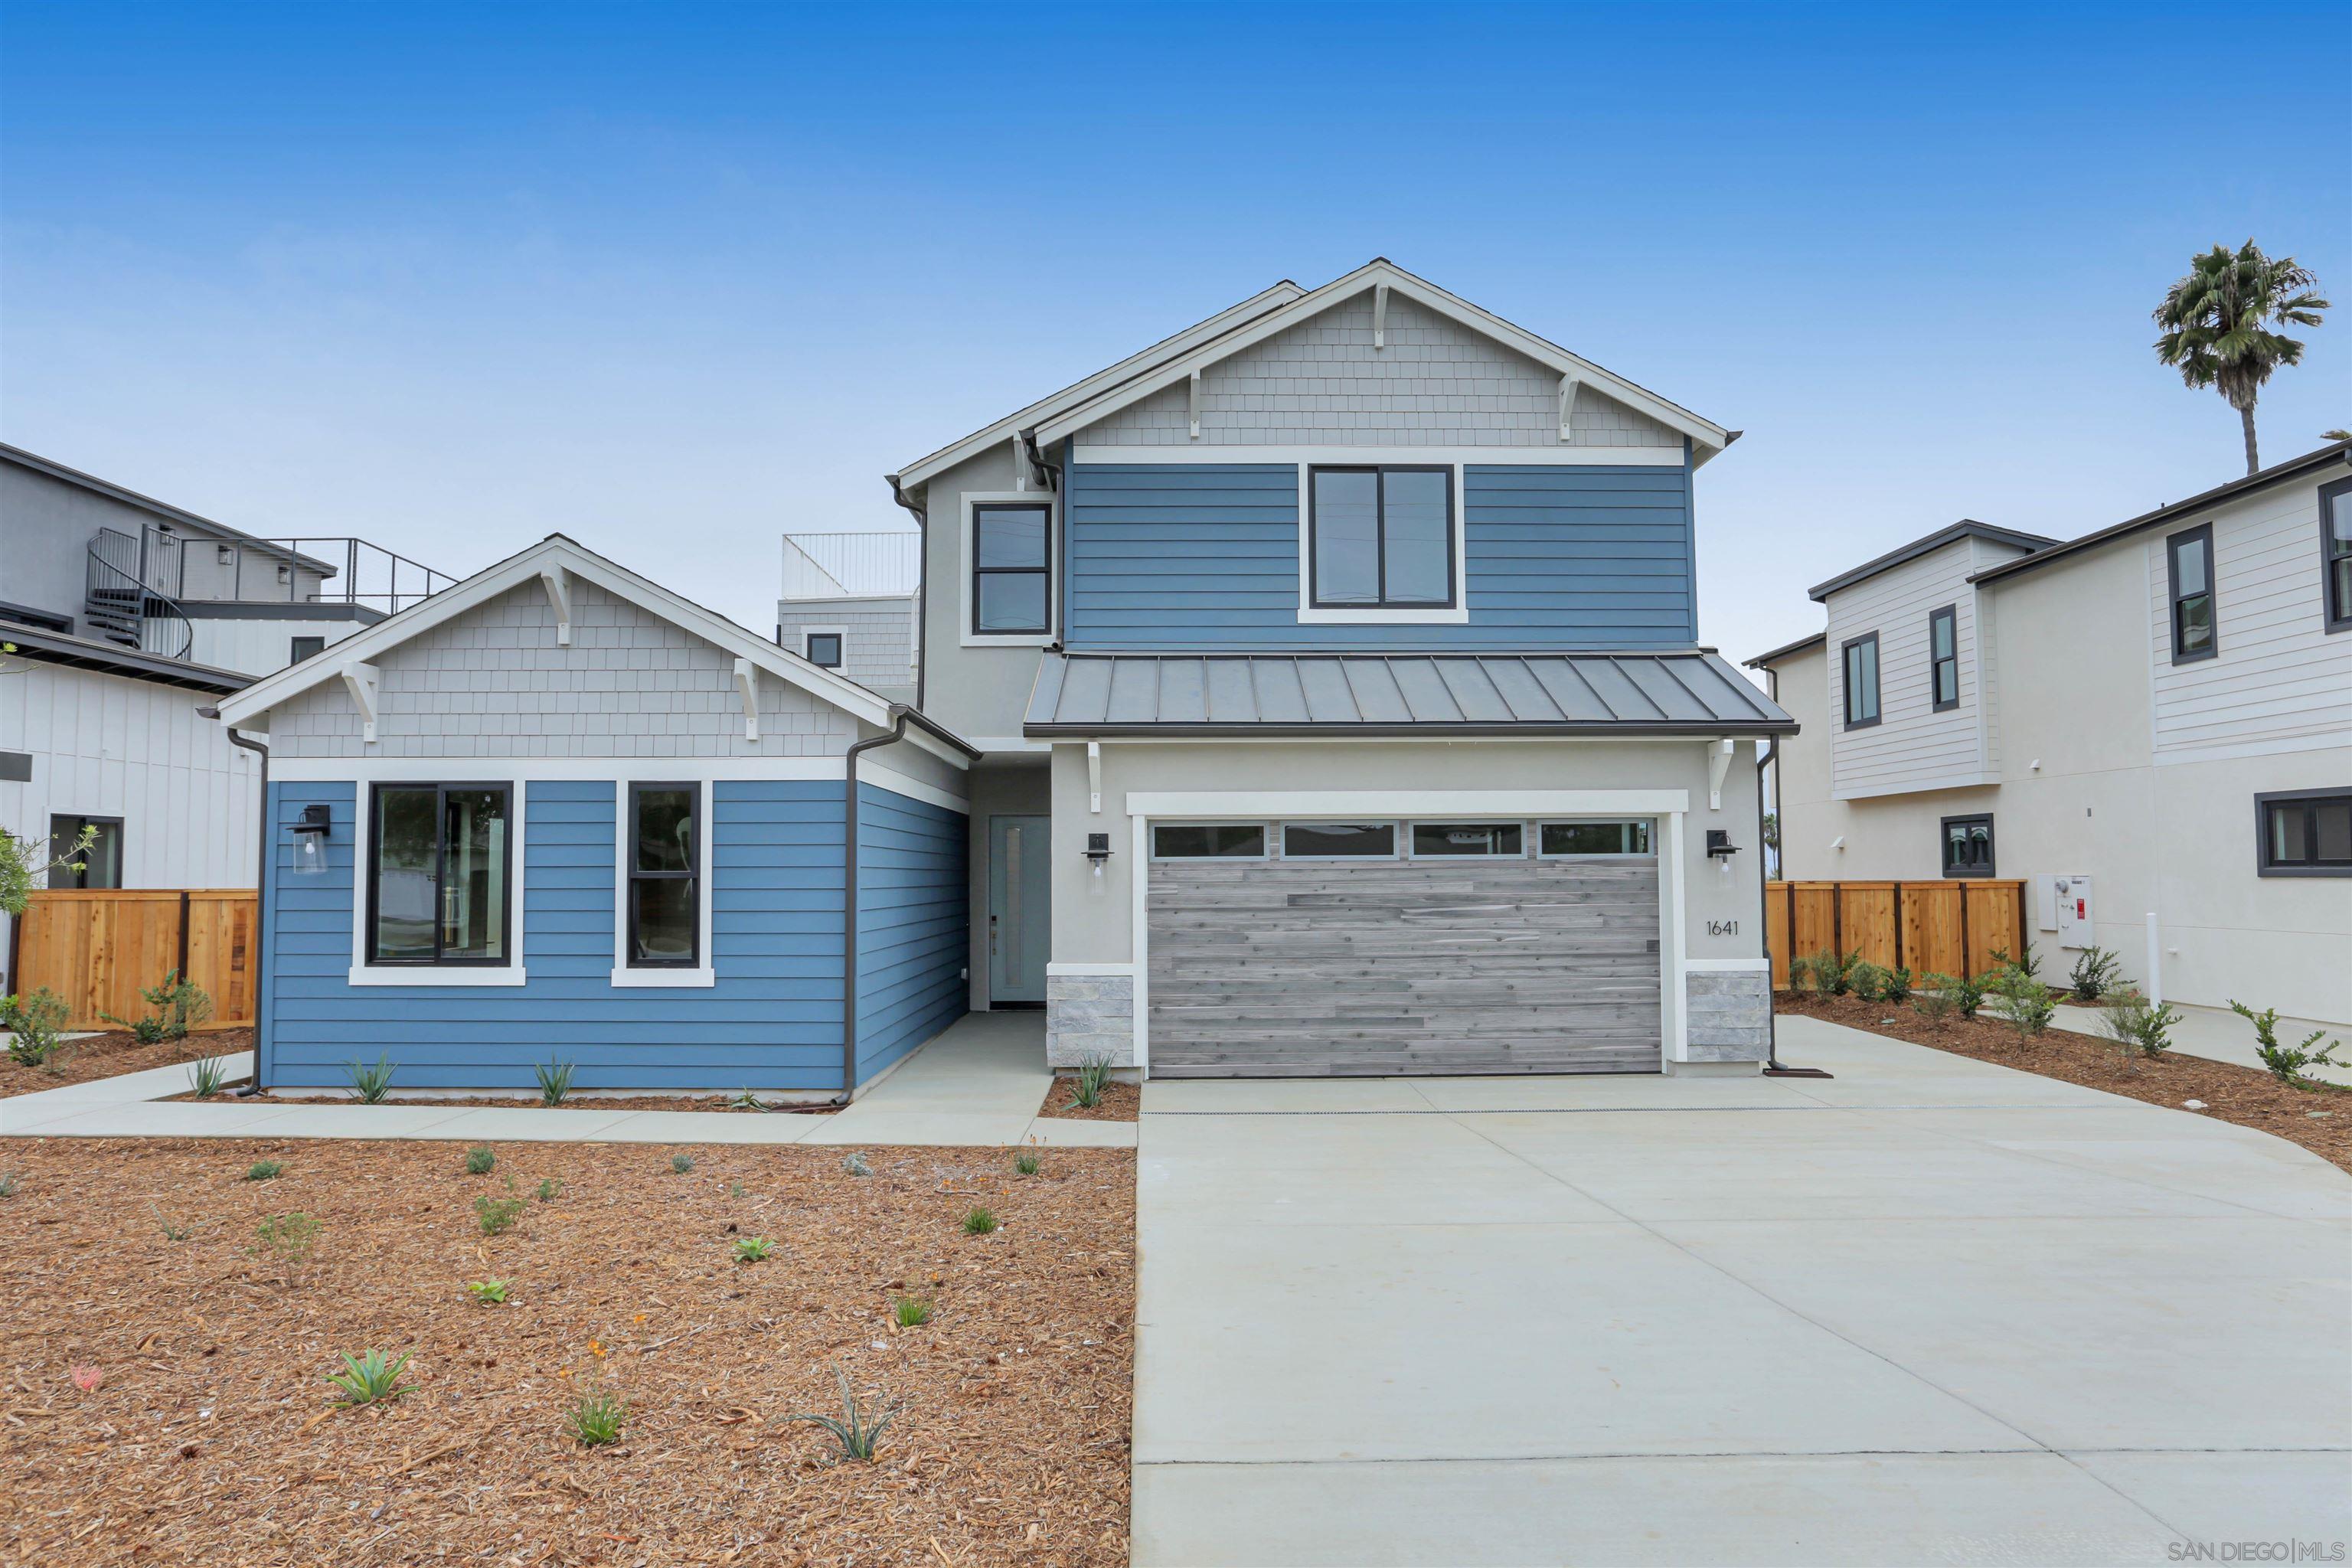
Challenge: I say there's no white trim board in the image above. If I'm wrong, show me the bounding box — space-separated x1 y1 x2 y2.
346 779 531 988
796 624 851 669
272 756 854 783
856 758 971 815
610 779 717 988
1294 462 1471 627
1072 445 1687 467
1123 789 1690 818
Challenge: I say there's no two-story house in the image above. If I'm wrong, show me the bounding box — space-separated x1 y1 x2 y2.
212 261 1793 1096
1751 441 2352 1024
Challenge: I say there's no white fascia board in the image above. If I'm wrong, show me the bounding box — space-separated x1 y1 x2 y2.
216 535 898 733
890 280 1308 495
855 756 970 815
1070 445 1686 467
269 756 853 782
1123 789 1690 818
1032 260 1730 454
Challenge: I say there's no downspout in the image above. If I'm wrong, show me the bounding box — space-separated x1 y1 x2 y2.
887 475 927 710
207 711 270 1095
1020 430 1066 643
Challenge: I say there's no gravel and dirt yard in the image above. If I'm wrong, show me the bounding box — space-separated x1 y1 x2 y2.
0 1137 1135 1566
1775 990 2352 1172
0 1028 251 1099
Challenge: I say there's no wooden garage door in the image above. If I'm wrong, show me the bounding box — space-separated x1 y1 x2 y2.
1147 855 1661 1077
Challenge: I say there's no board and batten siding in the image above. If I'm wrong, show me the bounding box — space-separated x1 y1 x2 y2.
2142 479 2352 764
853 782 969 1084
1826 537 2031 800
1062 462 1697 651
260 779 851 1092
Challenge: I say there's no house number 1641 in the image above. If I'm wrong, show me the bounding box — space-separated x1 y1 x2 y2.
1707 920 1739 936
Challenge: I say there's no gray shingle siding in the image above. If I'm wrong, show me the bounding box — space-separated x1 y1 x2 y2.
775 594 917 697
1073 292 1681 449
266 579 861 758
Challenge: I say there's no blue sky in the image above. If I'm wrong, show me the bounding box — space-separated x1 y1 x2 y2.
5 2 2347 668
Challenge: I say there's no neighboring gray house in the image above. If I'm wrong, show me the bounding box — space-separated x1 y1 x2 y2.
774 530 919 704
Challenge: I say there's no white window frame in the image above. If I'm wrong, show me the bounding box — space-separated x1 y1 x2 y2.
1403 821 1528 859
961 491 1057 647
1279 821 1403 860
612 779 716 987
1535 818 1658 859
348 779 528 987
1295 462 1470 626
1148 822 1272 861
799 624 850 670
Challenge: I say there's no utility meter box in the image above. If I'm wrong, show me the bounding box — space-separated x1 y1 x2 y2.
2053 875 2095 949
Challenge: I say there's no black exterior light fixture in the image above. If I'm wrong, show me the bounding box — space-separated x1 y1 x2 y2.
1085 832 1115 876
1706 829 1739 859
290 802 332 876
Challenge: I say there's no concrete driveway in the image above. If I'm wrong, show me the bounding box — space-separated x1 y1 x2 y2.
1130 1014 2352 1566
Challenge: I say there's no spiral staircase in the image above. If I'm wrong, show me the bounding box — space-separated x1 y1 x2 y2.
83 525 194 661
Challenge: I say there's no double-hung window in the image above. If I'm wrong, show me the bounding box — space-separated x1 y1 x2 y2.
1308 466 1455 609
626 783 701 965
2321 475 2352 633
1841 632 1881 728
2167 525 2216 662
972 502 1050 635
2256 789 2351 877
1928 606 1959 711
1941 813 1994 877
368 784 512 965
47 814 124 889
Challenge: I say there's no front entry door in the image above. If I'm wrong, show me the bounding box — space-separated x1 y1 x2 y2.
988 815 1050 1006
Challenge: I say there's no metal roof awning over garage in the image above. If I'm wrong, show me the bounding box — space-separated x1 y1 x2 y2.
1023 650 1797 739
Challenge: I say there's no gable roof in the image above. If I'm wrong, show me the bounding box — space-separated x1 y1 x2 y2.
1968 440 2352 588
2 442 338 576
214 534 971 766
1026 259 1733 459
1743 631 1826 669
888 279 1307 501
1806 520 2057 603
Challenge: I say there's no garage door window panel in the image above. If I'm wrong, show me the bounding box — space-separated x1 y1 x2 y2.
1539 821 1654 858
1282 822 1396 859
1409 822 1524 857
1152 824 1268 860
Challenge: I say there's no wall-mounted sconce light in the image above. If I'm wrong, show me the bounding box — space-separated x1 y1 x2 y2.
1705 829 1740 859
276 563 292 586
1085 832 1114 877
290 802 332 876
216 544 234 566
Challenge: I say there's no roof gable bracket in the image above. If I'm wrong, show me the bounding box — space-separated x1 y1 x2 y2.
341 662 381 744
1559 374 1582 443
1707 737 1735 811
732 657 760 743
538 567 572 646
1373 281 1389 349
1187 370 1201 441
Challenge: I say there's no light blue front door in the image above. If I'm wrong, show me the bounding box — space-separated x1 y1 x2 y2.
988 814 1050 1005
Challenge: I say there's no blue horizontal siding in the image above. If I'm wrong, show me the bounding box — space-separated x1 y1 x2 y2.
1063 461 1698 650
260 779 852 1092
854 783 969 1084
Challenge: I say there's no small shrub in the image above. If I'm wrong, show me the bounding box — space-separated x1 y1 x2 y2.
670 1153 694 1175
565 1386 628 1446
535 1178 562 1204
892 1293 933 1327
152 1204 191 1241
841 1152 871 1178
961 1206 997 1236
1013 1149 1040 1177
2 988 71 1067
1788 949 1863 997
345 1054 397 1103
1983 963 2056 1039
1909 980 1955 1022
783 1364 901 1462
106 969 214 1044
1879 965 1913 1004
732 1236 775 1264
187 1056 230 1098
245 1159 283 1182
2068 946 2126 1004
1847 962 1890 1003
2231 1000 2349 1089
534 1058 575 1106
463 1146 497 1176
1066 1053 1112 1109
325 1348 416 1406
253 1212 322 1283
1986 940 2041 981
2096 990 2180 1060
474 1194 526 1235
466 1279 509 1305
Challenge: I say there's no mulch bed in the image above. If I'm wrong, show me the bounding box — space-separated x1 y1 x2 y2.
0 1138 1135 1566
0 1028 251 1099
1036 1080 1141 1123
1776 991 2352 1173
164 1090 829 1113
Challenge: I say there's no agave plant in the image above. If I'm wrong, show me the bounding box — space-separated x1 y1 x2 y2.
782 1364 901 1462
345 1054 397 1104
325 1348 416 1406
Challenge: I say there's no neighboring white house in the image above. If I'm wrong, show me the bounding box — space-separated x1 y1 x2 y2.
774 530 919 704
1751 440 2352 1024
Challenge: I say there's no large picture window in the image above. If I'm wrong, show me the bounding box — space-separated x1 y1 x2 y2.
2167 525 2216 663
627 783 700 965
2256 789 2351 877
972 502 1050 635
1929 605 1959 711
1941 813 1995 878
2321 475 2352 634
368 784 511 965
1841 632 1881 729
47 814 123 889
1308 466 1455 609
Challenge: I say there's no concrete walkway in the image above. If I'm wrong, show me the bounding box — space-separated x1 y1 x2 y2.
2055 999 2352 1086
0 1014 1132 1149
1129 1014 2352 1566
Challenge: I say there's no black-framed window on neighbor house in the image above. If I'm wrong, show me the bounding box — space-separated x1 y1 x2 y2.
2256 789 2352 877
2167 524 2217 662
289 635 326 665
1941 813 1995 878
1308 466 1455 608
46 814 123 889
1929 606 1959 711
1841 632 1881 728
627 783 701 965
972 502 1050 635
2321 475 2352 633
367 783 512 965
803 632 843 668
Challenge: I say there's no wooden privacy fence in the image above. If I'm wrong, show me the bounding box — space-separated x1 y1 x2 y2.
8 890 257 1030
1764 880 2027 989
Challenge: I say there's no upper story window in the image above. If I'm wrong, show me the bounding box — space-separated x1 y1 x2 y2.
972 501 1050 636
1929 606 1959 711
2256 789 2351 877
1308 466 1454 609
1841 632 1881 729
2167 524 2216 663
2321 476 2352 634
47 814 123 889
803 632 843 668
368 783 511 965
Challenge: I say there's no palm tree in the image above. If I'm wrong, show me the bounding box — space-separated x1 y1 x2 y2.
2152 241 2328 475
